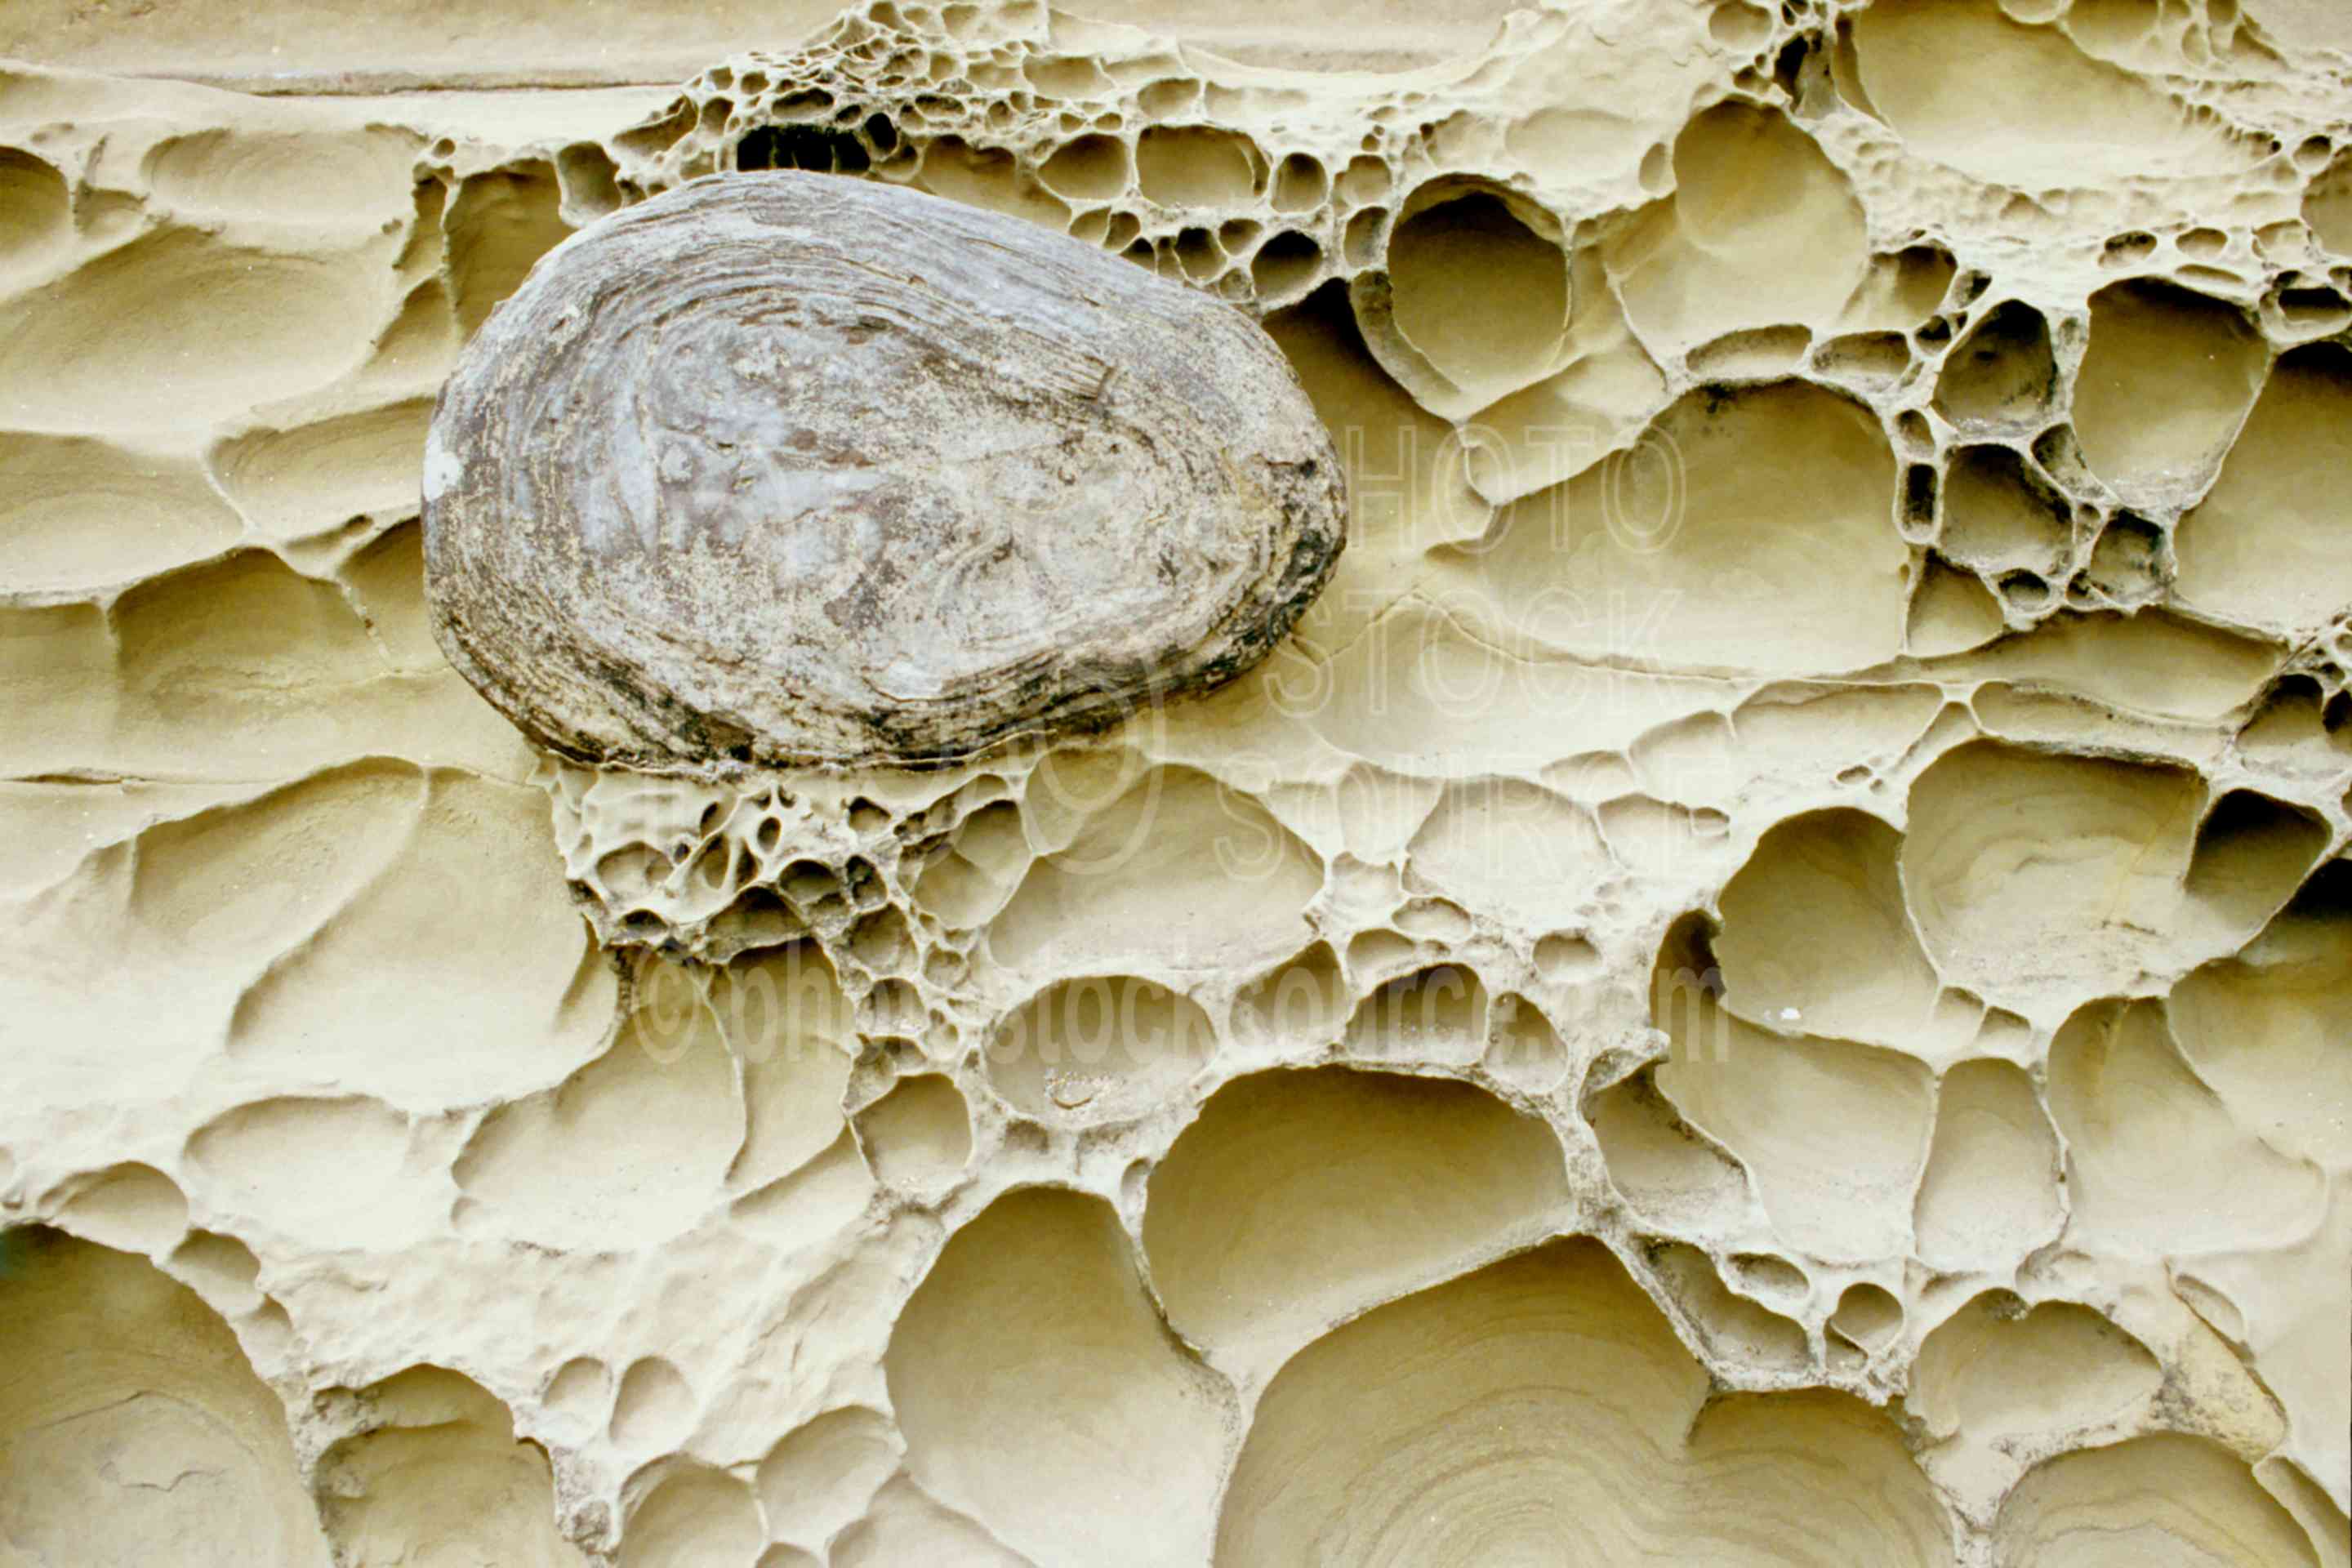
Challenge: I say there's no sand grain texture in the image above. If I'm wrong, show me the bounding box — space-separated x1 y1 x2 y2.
0 1 2348 1564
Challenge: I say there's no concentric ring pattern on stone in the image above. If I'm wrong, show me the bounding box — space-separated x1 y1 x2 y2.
421 170 1345 772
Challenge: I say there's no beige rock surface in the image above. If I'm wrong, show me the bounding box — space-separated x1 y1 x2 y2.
0 1 2349 1565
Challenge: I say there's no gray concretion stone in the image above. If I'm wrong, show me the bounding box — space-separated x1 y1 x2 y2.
421 171 1347 772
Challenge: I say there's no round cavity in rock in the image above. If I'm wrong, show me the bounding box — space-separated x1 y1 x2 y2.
423 172 1345 772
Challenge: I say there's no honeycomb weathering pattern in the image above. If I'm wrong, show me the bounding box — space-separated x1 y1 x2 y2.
421 172 1346 773
0 0 2348 1565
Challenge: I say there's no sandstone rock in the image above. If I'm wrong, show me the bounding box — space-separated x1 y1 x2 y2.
423 172 1344 772
2 1 2350 1564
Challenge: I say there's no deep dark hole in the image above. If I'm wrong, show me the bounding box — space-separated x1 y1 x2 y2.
1902 463 1938 526
737 124 872 174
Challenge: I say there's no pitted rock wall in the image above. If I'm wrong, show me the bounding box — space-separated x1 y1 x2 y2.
0 3 2347 1564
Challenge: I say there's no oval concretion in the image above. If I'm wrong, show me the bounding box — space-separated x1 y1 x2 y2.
422 172 1346 771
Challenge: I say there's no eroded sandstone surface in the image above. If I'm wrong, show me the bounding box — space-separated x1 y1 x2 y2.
0 1 2349 1564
